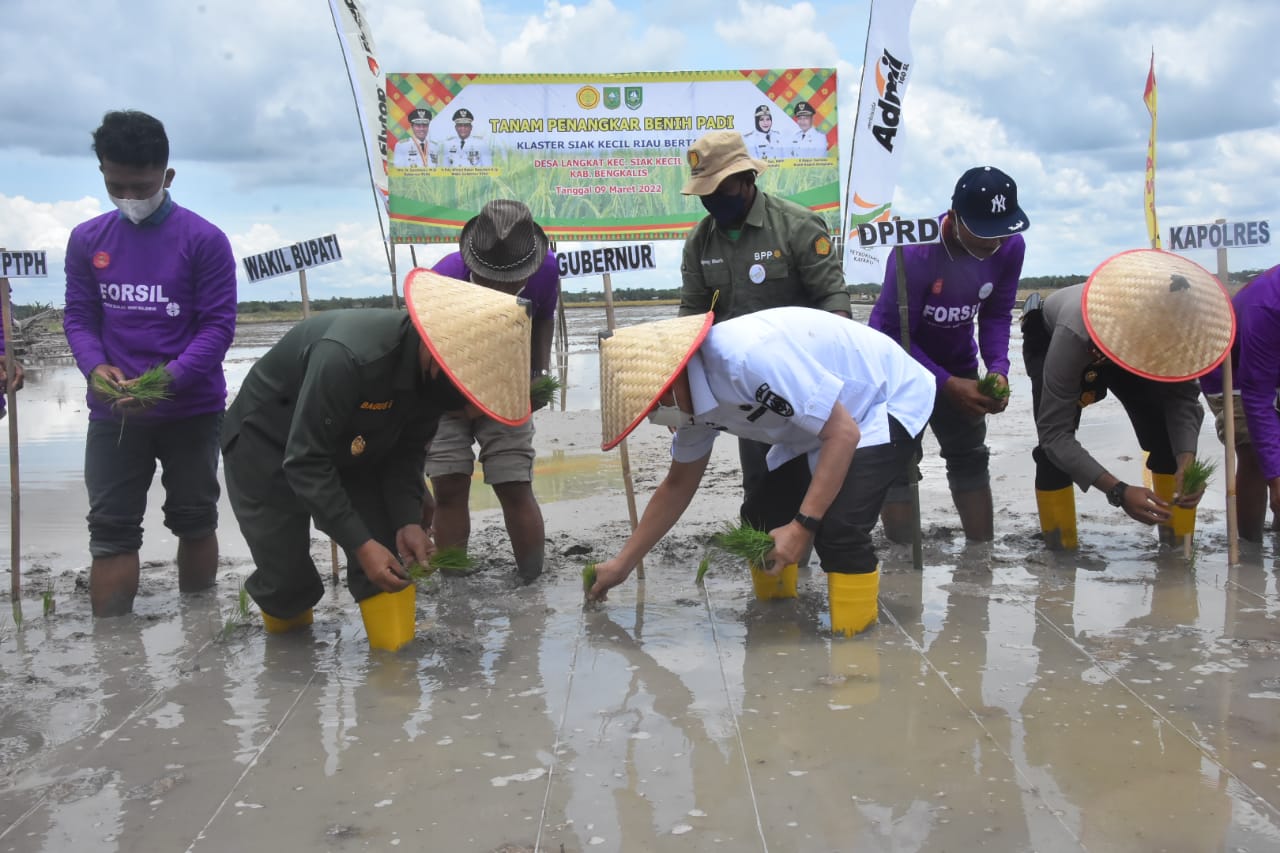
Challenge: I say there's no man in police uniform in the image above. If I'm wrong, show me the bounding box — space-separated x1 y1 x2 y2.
393 108 435 168
789 101 827 158
742 104 780 160
440 108 492 168
678 129 849 570
221 273 531 644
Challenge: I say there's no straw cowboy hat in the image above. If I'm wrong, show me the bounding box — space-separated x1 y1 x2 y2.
599 313 713 450
681 131 769 196
1082 248 1235 381
459 199 550 284
405 269 532 425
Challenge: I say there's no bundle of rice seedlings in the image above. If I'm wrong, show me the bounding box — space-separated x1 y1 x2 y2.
582 563 598 593
430 546 475 574
91 365 173 406
531 374 561 409
710 519 775 568
404 561 438 583
1180 457 1217 495
976 373 1010 400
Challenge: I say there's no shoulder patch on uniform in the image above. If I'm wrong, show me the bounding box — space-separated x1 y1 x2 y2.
814 236 831 256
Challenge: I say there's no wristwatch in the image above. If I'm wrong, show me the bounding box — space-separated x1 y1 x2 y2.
794 512 822 532
1106 481 1128 508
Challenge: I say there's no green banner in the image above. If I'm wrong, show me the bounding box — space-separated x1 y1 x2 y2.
386 69 839 244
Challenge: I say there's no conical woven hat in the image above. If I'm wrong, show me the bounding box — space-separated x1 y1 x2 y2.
599 313 713 450
405 269 532 425
1082 249 1235 381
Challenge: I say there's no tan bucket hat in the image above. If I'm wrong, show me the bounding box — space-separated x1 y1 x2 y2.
681 130 768 196
405 269 532 425
599 313 713 450
1082 249 1235 381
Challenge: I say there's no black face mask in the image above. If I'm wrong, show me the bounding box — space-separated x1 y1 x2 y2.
426 370 469 412
700 190 749 228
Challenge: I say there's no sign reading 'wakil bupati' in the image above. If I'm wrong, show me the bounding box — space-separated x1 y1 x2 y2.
0 251 48 278
242 235 343 283
1168 220 1270 251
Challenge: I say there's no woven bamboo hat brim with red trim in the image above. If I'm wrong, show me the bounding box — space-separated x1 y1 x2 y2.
599 313 713 450
1082 249 1235 381
405 269 532 425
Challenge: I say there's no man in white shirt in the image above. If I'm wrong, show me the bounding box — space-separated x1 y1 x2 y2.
789 100 828 158
440 108 492 168
393 108 435 168
586 307 936 636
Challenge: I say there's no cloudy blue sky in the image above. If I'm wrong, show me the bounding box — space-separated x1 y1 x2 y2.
1 0 1277 304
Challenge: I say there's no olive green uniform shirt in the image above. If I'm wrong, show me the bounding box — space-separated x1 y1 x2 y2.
222 309 443 551
678 192 850 321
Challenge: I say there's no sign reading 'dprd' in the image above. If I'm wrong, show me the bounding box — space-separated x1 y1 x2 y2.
1168 220 1270 251
855 218 941 247
556 243 657 279
242 235 343 283
0 251 48 278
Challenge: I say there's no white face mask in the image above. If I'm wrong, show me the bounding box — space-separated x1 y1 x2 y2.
646 403 695 429
110 185 167 224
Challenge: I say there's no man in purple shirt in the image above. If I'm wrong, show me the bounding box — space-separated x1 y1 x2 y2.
425 199 559 582
63 110 238 617
1200 265 1280 540
869 166 1028 541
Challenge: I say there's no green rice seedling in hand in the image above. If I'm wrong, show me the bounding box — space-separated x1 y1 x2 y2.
92 365 173 407
1180 457 1217 496
976 373 1010 400
710 519 775 568
582 562 598 594
429 546 475 574
404 561 438 583
530 374 561 409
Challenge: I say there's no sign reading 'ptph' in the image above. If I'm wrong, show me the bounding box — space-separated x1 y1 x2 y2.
1 251 48 278
242 234 343 283
856 217 941 247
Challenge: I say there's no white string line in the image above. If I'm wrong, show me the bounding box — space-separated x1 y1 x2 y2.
533 597 588 853
702 581 770 853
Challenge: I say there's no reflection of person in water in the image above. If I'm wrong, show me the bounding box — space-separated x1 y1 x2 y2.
742 104 781 160
393 107 435 168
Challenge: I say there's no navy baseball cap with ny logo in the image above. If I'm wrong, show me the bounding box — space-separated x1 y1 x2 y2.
951 166 1029 238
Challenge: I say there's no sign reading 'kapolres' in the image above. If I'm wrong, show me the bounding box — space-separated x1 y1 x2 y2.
1167 220 1270 252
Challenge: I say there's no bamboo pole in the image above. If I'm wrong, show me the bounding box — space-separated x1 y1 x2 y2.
1216 229 1239 565
298 268 312 319
601 272 644 579
892 239 924 571
1 275 21 622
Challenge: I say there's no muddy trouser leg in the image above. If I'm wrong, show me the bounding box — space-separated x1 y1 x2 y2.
739 440 811 532
223 433 324 620
340 472 401 603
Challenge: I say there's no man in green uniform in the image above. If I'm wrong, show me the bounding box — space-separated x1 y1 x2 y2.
221 272 531 648
677 129 850 590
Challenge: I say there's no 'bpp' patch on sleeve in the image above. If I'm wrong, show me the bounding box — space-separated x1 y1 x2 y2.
814 236 832 256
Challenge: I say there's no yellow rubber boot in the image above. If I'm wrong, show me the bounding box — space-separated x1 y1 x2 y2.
750 562 798 599
359 585 417 651
1035 487 1078 550
1152 473 1196 539
827 569 879 637
261 608 313 634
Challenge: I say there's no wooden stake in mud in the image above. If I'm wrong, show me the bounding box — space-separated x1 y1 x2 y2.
1216 231 1240 565
601 272 644 579
892 240 924 571
1 275 21 619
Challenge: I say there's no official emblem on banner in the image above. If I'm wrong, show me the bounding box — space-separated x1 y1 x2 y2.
604 87 621 109
625 86 643 110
